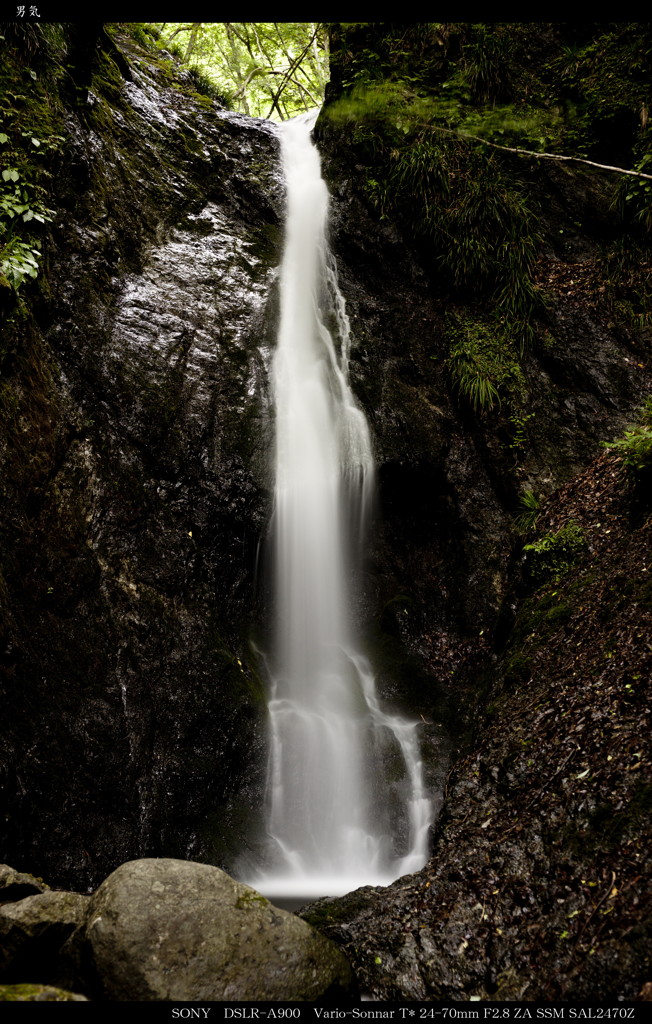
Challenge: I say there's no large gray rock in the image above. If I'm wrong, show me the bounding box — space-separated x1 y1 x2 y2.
0 889 89 983
83 859 356 1001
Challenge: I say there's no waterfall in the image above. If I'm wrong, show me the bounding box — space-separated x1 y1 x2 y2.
252 111 432 900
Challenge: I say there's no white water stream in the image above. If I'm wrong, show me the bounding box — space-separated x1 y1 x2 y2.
251 112 432 900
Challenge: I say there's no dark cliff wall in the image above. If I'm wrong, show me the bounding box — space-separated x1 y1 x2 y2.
0 26 283 888
299 23 652 1000
317 19 646 647
315 19 651 728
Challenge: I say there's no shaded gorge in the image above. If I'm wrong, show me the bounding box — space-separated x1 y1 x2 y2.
1 22 650 1002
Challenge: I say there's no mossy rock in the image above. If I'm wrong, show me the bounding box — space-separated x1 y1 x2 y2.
80 859 356 1000
0 984 87 1001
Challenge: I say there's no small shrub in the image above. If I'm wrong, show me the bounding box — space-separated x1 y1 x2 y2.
604 397 652 475
617 152 652 233
0 235 42 289
600 241 652 331
523 520 587 585
605 425 652 473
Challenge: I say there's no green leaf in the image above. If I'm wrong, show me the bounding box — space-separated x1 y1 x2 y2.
0 133 8 144
31 137 40 147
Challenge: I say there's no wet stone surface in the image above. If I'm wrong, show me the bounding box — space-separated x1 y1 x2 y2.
0 32 284 889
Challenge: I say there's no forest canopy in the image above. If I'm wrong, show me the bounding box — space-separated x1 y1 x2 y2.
147 22 329 120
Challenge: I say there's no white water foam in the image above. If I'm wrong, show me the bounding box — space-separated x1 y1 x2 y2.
249 111 432 901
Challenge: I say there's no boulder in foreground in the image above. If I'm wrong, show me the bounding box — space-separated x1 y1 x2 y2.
83 858 356 1001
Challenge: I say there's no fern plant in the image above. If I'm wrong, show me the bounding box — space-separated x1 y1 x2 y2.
524 521 587 585
604 396 652 475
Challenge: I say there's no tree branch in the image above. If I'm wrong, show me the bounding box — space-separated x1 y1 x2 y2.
265 27 318 120
232 65 267 101
423 124 652 181
161 24 193 45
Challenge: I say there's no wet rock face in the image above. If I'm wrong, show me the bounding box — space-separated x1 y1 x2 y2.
0 36 284 888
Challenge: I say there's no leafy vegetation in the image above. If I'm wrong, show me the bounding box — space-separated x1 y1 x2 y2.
0 24 66 296
0 164 53 289
328 23 652 166
603 397 652 475
322 22 652 333
147 23 329 119
325 83 542 326
445 312 527 415
523 521 587 585
600 240 652 332
319 21 652 463
618 154 652 233
513 491 542 535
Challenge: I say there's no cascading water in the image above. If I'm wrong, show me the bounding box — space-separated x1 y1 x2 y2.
251 111 432 900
